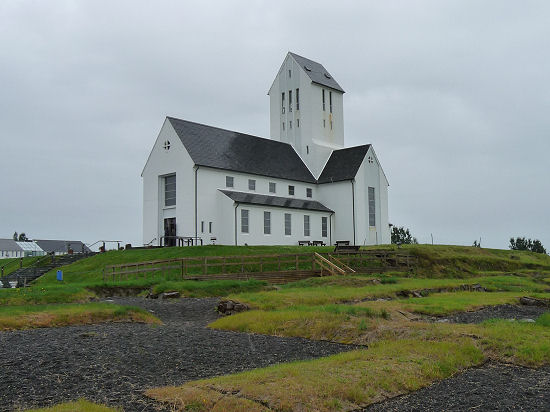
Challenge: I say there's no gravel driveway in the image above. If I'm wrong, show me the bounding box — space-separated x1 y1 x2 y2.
0 297 354 412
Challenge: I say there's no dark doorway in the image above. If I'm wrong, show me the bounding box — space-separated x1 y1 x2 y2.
164 218 177 247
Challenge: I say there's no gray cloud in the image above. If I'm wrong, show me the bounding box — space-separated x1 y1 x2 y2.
1 0 548 249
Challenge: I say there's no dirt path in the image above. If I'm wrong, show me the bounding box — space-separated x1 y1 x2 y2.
0 297 354 412
364 362 550 411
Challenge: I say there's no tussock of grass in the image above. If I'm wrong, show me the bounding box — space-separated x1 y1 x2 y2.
536 312 550 327
0 303 160 331
152 279 269 297
23 399 120 411
0 285 94 306
146 339 484 412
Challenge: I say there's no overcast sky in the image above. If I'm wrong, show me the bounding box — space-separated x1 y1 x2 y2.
1 1 548 250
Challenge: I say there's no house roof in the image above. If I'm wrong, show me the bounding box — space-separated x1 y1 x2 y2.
0 239 23 252
289 52 345 93
168 117 317 183
219 190 334 213
34 240 91 253
317 145 371 183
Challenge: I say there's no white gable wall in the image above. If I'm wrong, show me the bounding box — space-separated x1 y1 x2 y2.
142 119 195 245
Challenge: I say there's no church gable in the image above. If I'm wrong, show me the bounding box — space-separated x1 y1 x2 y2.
317 145 371 183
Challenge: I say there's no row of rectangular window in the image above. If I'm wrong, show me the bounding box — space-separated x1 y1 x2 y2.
227 176 312 198
322 89 333 113
242 209 328 237
281 88 300 114
282 118 299 131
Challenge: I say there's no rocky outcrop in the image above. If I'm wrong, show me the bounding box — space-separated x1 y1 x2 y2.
520 296 550 307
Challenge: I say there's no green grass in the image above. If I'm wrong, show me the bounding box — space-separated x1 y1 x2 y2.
0 255 44 277
0 284 95 305
0 303 160 330
151 279 269 297
146 338 484 412
23 399 120 411
227 275 546 311
536 312 550 327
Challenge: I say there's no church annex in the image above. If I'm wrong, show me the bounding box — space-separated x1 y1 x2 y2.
142 52 390 246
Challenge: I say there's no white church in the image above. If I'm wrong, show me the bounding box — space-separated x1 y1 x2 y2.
142 52 390 247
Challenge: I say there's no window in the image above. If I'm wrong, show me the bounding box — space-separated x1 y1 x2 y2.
281 92 285 114
264 211 271 234
306 145 309 154
282 122 285 131
322 89 326 111
322 216 328 237
368 187 376 227
163 140 171 151
209 222 213 233
304 215 310 237
289 90 292 112
201 221 205 233
226 176 234 188
164 174 176 206
323 119 326 128
288 185 295 195
241 209 249 233
306 188 312 198
269 182 276 193
284 213 292 235
296 88 299 110
330 120 333 130
297 118 300 127
288 69 291 78
289 120 292 129
248 179 256 190
329 91 333 113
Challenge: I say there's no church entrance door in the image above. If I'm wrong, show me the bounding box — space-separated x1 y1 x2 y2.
164 218 177 247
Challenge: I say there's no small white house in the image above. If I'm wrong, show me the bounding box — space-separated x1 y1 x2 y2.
142 52 390 246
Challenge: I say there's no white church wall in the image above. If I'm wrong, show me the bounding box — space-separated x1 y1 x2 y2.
317 180 354 244
142 119 194 245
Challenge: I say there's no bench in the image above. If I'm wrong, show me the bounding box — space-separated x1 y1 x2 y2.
312 240 326 246
335 240 350 246
298 240 312 246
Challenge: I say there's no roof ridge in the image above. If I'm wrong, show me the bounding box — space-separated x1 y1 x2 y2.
167 116 293 148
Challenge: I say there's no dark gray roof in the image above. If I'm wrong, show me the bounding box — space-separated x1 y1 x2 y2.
317 145 371 184
219 190 333 213
289 52 345 93
168 117 317 183
34 240 91 253
0 239 23 252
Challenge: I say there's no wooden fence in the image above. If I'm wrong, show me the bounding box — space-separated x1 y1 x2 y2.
103 250 417 283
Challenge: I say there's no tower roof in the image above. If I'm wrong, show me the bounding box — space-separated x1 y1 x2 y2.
289 52 345 93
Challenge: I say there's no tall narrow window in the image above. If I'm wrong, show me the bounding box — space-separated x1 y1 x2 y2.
323 119 326 128
289 120 292 129
264 211 271 234
285 213 292 235
322 89 326 111
288 69 291 78
241 209 249 233
329 91 333 113
288 185 295 195
226 176 234 188
297 118 300 127
330 120 333 130
296 88 300 110
269 182 276 193
306 145 309 154
304 215 310 237
209 222 213 233
306 188 312 198
282 122 285 131
322 216 328 237
164 175 176 206
201 221 205 233
289 90 292 112
248 179 256 190
368 187 376 227
281 92 285 114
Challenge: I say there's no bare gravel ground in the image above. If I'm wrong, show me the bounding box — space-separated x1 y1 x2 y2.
364 362 550 411
0 297 354 412
426 304 549 324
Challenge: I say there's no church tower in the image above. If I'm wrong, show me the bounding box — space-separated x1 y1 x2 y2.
268 52 345 177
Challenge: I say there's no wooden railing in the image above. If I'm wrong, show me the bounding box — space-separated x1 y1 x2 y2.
103 250 418 282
